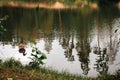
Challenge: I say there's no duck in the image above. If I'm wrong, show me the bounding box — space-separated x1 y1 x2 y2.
18 42 27 56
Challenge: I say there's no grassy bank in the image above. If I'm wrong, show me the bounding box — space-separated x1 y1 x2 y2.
0 58 120 80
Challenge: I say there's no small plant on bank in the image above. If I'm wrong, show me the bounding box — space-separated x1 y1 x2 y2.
29 47 47 69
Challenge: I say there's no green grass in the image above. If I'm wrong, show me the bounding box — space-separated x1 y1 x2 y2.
0 58 120 80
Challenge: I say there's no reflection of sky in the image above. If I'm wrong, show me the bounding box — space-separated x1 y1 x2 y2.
36 39 83 75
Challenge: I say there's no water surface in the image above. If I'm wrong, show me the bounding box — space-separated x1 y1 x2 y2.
0 7 120 77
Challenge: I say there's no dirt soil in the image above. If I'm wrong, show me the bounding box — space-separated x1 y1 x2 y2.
4 1 68 9
0 67 42 80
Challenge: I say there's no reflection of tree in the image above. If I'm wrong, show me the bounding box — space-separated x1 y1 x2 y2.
76 40 90 75
74 13 91 75
93 9 120 74
93 48 109 75
11 34 19 48
93 12 109 75
64 34 75 61
59 32 75 61
43 33 54 53
44 38 52 53
76 33 91 75
107 20 120 64
58 9 75 61
108 20 115 64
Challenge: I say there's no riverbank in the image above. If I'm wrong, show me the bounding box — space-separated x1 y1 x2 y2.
0 58 89 80
0 58 120 80
0 1 99 10
0 1 120 10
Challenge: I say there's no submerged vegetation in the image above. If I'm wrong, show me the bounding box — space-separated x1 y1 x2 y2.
0 58 120 80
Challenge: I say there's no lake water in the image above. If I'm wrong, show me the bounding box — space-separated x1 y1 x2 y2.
0 6 120 77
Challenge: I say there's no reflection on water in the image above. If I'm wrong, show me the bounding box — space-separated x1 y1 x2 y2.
0 7 120 77
94 47 109 75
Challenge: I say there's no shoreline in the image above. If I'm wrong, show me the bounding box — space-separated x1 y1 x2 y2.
0 1 119 10
0 58 120 80
0 1 70 10
0 1 99 10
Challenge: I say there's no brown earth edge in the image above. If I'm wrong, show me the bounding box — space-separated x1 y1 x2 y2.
0 1 99 10
0 1 120 10
0 1 69 9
